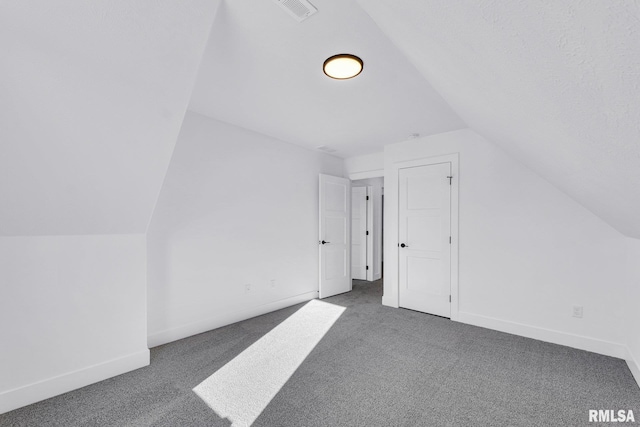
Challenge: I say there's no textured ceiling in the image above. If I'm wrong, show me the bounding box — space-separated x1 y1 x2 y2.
0 0 219 235
357 0 640 238
188 0 464 158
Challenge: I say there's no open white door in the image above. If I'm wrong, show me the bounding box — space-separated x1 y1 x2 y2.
366 185 374 281
351 186 367 280
319 174 351 299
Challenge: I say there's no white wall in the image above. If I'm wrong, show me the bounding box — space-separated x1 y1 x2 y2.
345 151 384 180
352 178 384 281
384 129 629 358
147 112 344 347
0 235 148 414
0 0 220 236
626 238 640 385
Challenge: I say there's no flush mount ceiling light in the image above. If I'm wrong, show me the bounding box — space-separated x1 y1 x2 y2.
323 54 363 80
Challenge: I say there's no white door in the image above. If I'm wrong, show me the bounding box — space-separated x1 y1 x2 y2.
319 174 351 298
398 163 451 317
365 185 374 282
351 186 367 280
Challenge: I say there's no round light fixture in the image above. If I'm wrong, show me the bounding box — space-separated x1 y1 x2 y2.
323 54 363 80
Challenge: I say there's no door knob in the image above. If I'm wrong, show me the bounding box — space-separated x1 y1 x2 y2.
321 240 330 245
400 243 408 248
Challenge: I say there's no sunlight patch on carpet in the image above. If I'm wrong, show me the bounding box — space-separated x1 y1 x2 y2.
193 299 346 426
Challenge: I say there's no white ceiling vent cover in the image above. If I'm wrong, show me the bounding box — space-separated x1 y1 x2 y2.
274 0 317 22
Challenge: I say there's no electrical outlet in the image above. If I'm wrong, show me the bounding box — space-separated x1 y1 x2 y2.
270 279 276 288
572 305 583 318
245 283 251 293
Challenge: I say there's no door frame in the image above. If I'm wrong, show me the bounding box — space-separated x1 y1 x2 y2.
384 153 459 321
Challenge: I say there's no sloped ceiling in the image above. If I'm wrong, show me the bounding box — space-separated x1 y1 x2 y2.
356 0 640 238
0 0 219 236
188 0 464 158
4 1 638 239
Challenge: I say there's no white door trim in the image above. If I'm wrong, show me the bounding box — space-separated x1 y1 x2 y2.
384 153 459 321
348 170 384 181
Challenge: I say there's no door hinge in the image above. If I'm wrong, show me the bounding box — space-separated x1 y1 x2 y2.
366 266 369 270
449 295 451 303
447 175 453 185
366 195 369 200
449 236 451 244
366 230 369 235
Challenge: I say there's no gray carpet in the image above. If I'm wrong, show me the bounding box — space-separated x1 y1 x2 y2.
2 279 639 426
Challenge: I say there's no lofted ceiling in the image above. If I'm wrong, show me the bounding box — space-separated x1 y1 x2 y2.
2 0 639 240
0 0 219 236
356 0 640 238
188 0 465 158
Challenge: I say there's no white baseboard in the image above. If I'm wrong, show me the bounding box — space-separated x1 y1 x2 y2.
0 349 149 415
456 311 627 359
148 291 319 348
627 352 640 389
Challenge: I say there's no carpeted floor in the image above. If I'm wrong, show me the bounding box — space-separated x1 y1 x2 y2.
2 279 639 426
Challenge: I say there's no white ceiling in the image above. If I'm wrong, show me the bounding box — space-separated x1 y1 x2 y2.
188 0 465 158
3 0 639 240
0 0 219 235
357 0 640 238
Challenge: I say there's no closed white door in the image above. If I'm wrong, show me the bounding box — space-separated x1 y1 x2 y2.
319 174 351 299
398 163 451 317
351 186 367 280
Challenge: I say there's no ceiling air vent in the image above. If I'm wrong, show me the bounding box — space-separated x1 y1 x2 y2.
274 0 318 22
